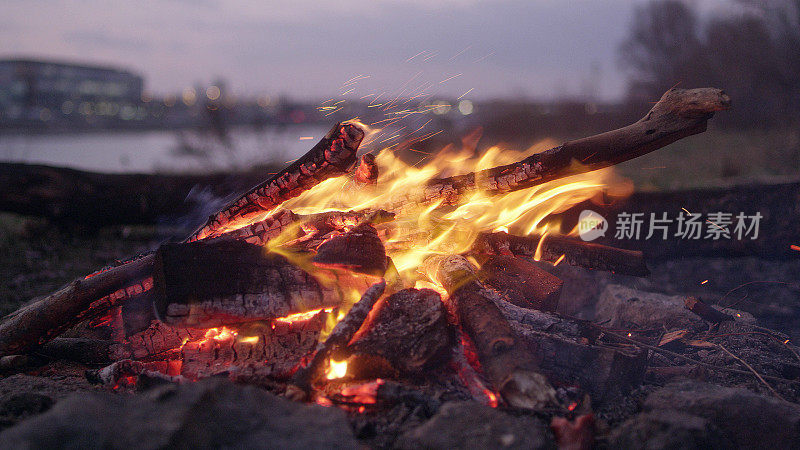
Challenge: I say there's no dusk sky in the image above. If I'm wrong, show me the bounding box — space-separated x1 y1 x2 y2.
3 0 733 101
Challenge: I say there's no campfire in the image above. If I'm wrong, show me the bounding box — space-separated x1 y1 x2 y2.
0 88 731 412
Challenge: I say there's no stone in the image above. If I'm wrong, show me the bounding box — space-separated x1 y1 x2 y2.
395 401 553 449
0 379 358 449
607 409 730 449
641 380 800 449
595 284 754 331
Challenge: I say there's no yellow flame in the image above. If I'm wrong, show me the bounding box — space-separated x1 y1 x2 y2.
281 138 615 282
326 358 349 380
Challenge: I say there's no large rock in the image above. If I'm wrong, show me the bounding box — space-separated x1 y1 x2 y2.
0 379 358 449
395 401 553 449
607 409 730 449
595 284 754 331
641 380 800 449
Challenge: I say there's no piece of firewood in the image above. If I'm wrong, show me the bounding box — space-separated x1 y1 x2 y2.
0 162 268 229
188 122 364 241
312 223 388 276
0 253 154 357
152 239 360 328
416 88 729 206
472 232 650 276
422 254 557 409
36 337 129 364
290 281 386 396
477 255 563 311
347 288 454 375
497 299 647 404
684 296 734 323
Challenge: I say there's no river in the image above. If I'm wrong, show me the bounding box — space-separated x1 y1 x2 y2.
0 125 330 173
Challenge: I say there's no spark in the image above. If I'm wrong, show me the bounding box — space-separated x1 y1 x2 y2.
553 254 566 266
341 88 355 95
298 136 314 140
439 73 462 84
700 279 708 284
405 50 427 62
449 45 471 61
422 52 438 62
473 51 495 63
791 244 800 251
457 88 474 100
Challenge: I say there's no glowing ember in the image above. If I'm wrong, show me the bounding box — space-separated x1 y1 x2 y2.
340 379 384 404
275 308 332 324
325 358 349 380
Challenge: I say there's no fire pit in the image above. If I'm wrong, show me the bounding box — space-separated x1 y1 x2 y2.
13 86 799 448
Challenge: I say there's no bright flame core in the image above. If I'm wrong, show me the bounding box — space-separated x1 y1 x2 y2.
281 138 617 281
326 359 349 380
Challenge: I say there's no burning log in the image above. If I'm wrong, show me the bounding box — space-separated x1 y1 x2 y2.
347 288 454 375
418 88 730 206
290 281 386 395
312 223 388 276
477 255 563 311
472 232 650 277
188 122 365 241
0 253 154 356
152 239 355 328
423 254 557 409
180 314 328 380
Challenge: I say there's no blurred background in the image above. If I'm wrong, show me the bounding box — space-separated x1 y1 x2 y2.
1 0 797 188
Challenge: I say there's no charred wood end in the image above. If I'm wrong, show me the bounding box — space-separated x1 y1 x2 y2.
478 255 563 311
189 122 365 241
347 288 454 375
312 223 388 276
684 296 734 323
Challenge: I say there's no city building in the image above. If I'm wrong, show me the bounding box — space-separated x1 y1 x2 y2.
0 58 144 125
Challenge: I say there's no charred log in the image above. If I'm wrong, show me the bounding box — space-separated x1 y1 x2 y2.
477 255 563 311
423 254 557 409
472 232 650 277
188 122 365 241
684 296 735 323
498 300 648 403
312 223 388 276
347 288 454 375
0 162 267 229
152 239 348 328
36 338 129 365
0 253 154 356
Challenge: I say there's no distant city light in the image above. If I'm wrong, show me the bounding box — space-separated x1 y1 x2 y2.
206 85 221 101
458 100 474 115
182 87 197 106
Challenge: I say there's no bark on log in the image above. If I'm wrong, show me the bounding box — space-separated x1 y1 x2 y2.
0 253 154 356
188 122 365 241
498 300 648 403
36 337 129 364
347 288 454 375
353 153 379 186
0 163 267 229
153 239 351 328
477 255 563 311
422 254 557 409
472 232 650 276
417 88 730 206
